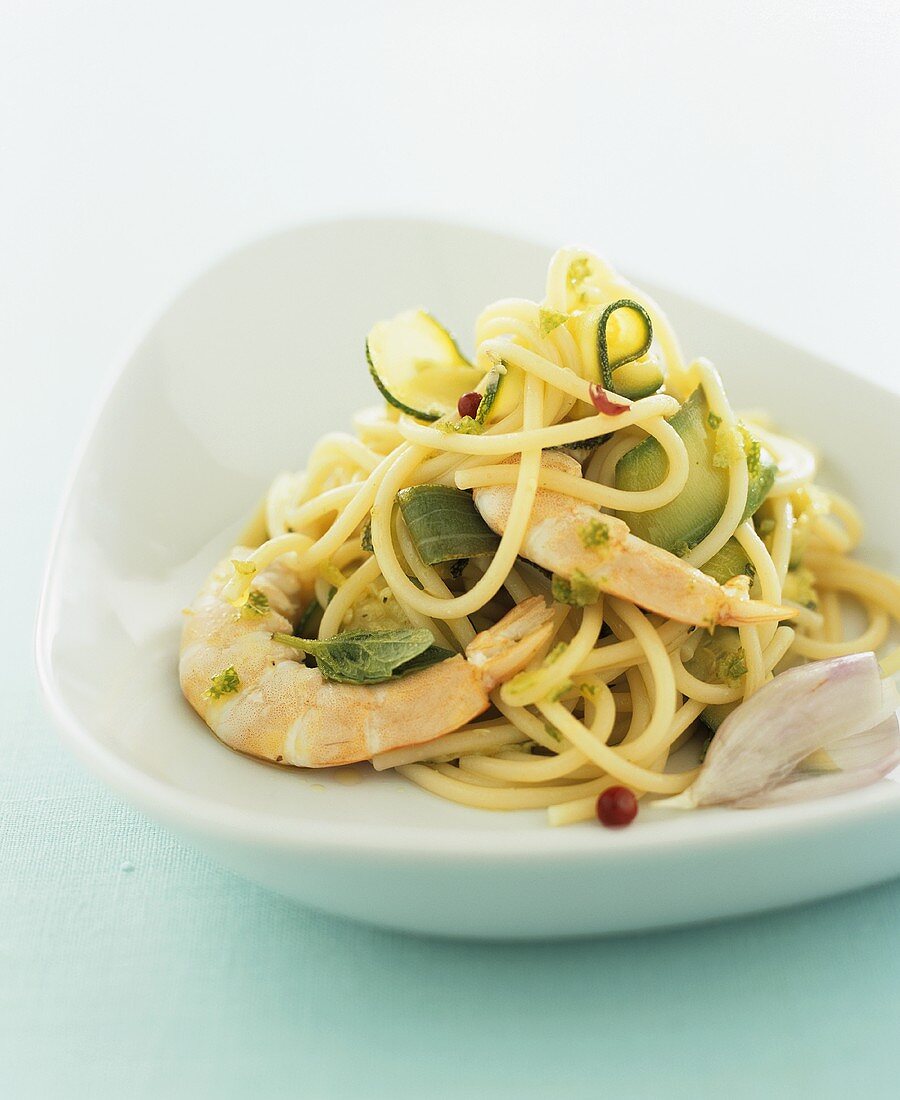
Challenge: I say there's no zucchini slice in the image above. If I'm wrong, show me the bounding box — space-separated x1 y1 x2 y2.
700 538 754 585
615 389 776 555
608 355 665 401
474 360 526 425
573 301 663 400
367 310 482 421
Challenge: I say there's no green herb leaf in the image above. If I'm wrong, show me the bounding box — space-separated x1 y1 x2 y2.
205 666 241 699
686 629 747 685
241 590 270 617
741 426 762 478
717 648 748 683
548 679 574 702
539 308 569 337
579 518 610 550
360 519 374 553
395 644 457 676
567 257 593 303
272 628 452 684
397 484 500 565
551 570 601 607
437 416 483 436
543 642 568 666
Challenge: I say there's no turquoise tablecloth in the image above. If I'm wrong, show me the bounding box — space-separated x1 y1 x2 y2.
3 337 900 1099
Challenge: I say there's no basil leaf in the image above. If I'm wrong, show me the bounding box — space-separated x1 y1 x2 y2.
272 627 449 684
396 644 457 675
397 484 500 565
551 570 601 607
360 519 374 553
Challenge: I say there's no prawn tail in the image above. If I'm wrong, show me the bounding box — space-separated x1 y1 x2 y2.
718 595 798 627
465 596 556 691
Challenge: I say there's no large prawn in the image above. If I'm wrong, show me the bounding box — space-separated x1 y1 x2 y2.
180 555 555 768
473 452 795 629
182 452 792 766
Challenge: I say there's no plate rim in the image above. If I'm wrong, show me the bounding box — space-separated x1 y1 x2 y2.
34 214 900 862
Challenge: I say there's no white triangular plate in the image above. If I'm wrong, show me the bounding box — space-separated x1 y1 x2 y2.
36 218 900 937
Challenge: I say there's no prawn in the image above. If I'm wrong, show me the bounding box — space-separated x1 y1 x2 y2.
473 452 796 629
180 553 555 767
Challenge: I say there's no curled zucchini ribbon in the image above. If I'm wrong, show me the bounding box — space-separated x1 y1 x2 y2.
597 298 654 392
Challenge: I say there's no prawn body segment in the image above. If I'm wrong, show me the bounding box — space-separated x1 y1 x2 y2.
180 553 554 767
473 453 795 629
220 654 489 768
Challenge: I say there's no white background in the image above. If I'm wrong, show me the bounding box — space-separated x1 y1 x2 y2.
4 2 898 420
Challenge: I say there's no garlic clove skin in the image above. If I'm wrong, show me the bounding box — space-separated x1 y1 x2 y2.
665 653 899 811
732 714 900 807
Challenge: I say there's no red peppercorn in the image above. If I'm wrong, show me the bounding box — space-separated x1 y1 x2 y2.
596 786 638 827
457 391 482 419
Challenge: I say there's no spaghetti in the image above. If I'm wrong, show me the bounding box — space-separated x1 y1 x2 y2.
205 247 900 825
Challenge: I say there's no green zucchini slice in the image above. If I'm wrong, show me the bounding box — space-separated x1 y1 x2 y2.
615 389 777 556
473 360 526 425
700 538 755 585
366 310 482 421
573 300 663 400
